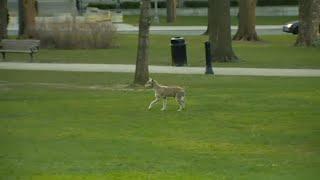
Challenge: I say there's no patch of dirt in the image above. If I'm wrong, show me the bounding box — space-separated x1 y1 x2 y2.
0 82 148 92
0 84 11 91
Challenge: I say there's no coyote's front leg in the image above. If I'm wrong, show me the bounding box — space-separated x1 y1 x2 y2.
148 97 160 110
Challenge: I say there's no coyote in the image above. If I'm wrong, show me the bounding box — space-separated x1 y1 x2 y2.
145 78 185 111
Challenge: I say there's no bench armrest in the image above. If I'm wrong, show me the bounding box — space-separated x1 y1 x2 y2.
30 46 39 52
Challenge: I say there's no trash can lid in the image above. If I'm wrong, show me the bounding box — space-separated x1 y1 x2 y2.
171 37 185 44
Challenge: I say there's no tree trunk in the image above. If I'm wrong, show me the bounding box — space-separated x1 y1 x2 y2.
18 0 24 36
233 0 259 41
209 0 238 62
166 0 176 23
19 0 37 38
295 0 320 46
0 0 8 40
202 3 210 35
203 25 209 35
203 24 209 35
134 0 151 85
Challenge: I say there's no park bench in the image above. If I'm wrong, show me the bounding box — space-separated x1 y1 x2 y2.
0 39 40 62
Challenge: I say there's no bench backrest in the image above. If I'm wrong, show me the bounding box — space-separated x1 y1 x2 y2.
0 39 40 51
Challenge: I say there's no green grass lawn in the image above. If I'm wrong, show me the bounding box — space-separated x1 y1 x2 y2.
124 16 298 26
0 70 319 179
4 35 320 69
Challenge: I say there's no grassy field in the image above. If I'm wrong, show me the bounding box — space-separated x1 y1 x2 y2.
4 35 320 69
123 16 298 26
0 70 319 179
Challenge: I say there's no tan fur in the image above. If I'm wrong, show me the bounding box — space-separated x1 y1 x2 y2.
145 78 185 111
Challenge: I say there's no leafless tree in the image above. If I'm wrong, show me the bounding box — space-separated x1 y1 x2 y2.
209 0 238 62
0 0 8 40
19 0 37 38
134 0 151 85
233 0 260 41
166 0 177 23
295 0 320 46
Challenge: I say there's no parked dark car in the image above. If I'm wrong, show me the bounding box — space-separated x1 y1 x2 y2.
283 21 299 34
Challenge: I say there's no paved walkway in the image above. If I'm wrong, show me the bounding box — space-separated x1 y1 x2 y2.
8 23 284 36
114 24 283 32
1 62 320 77
114 24 284 35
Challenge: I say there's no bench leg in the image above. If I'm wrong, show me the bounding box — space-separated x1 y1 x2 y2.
29 53 33 62
1 52 5 61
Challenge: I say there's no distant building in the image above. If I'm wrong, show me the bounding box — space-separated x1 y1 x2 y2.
7 0 187 17
8 0 76 16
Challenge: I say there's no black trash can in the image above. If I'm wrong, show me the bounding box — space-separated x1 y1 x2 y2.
170 37 187 66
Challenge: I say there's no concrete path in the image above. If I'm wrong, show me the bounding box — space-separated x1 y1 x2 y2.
1 62 320 77
115 24 284 35
8 21 284 36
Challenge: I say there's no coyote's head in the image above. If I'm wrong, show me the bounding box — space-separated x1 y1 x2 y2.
145 78 155 88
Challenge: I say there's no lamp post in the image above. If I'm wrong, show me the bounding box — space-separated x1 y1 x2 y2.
77 0 84 15
116 0 121 13
70 0 77 22
153 0 159 24
205 41 214 74
178 0 184 8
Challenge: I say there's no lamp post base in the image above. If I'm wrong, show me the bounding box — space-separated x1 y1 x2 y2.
205 66 214 74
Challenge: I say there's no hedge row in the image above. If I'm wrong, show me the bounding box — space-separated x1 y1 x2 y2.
257 0 299 6
88 0 298 10
87 3 116 10
184 0 298 7
88 2 167 10
182 1 238 7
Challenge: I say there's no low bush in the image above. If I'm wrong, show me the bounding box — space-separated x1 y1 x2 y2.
312 37 320 47
88 2 167 10
257 0 299 6
184 1 208 8
87 3 116 10
183 0 298 7
35 20 117 49
183 1 238 7
88 0 298 10
121 2 140 9
151 1 167 8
